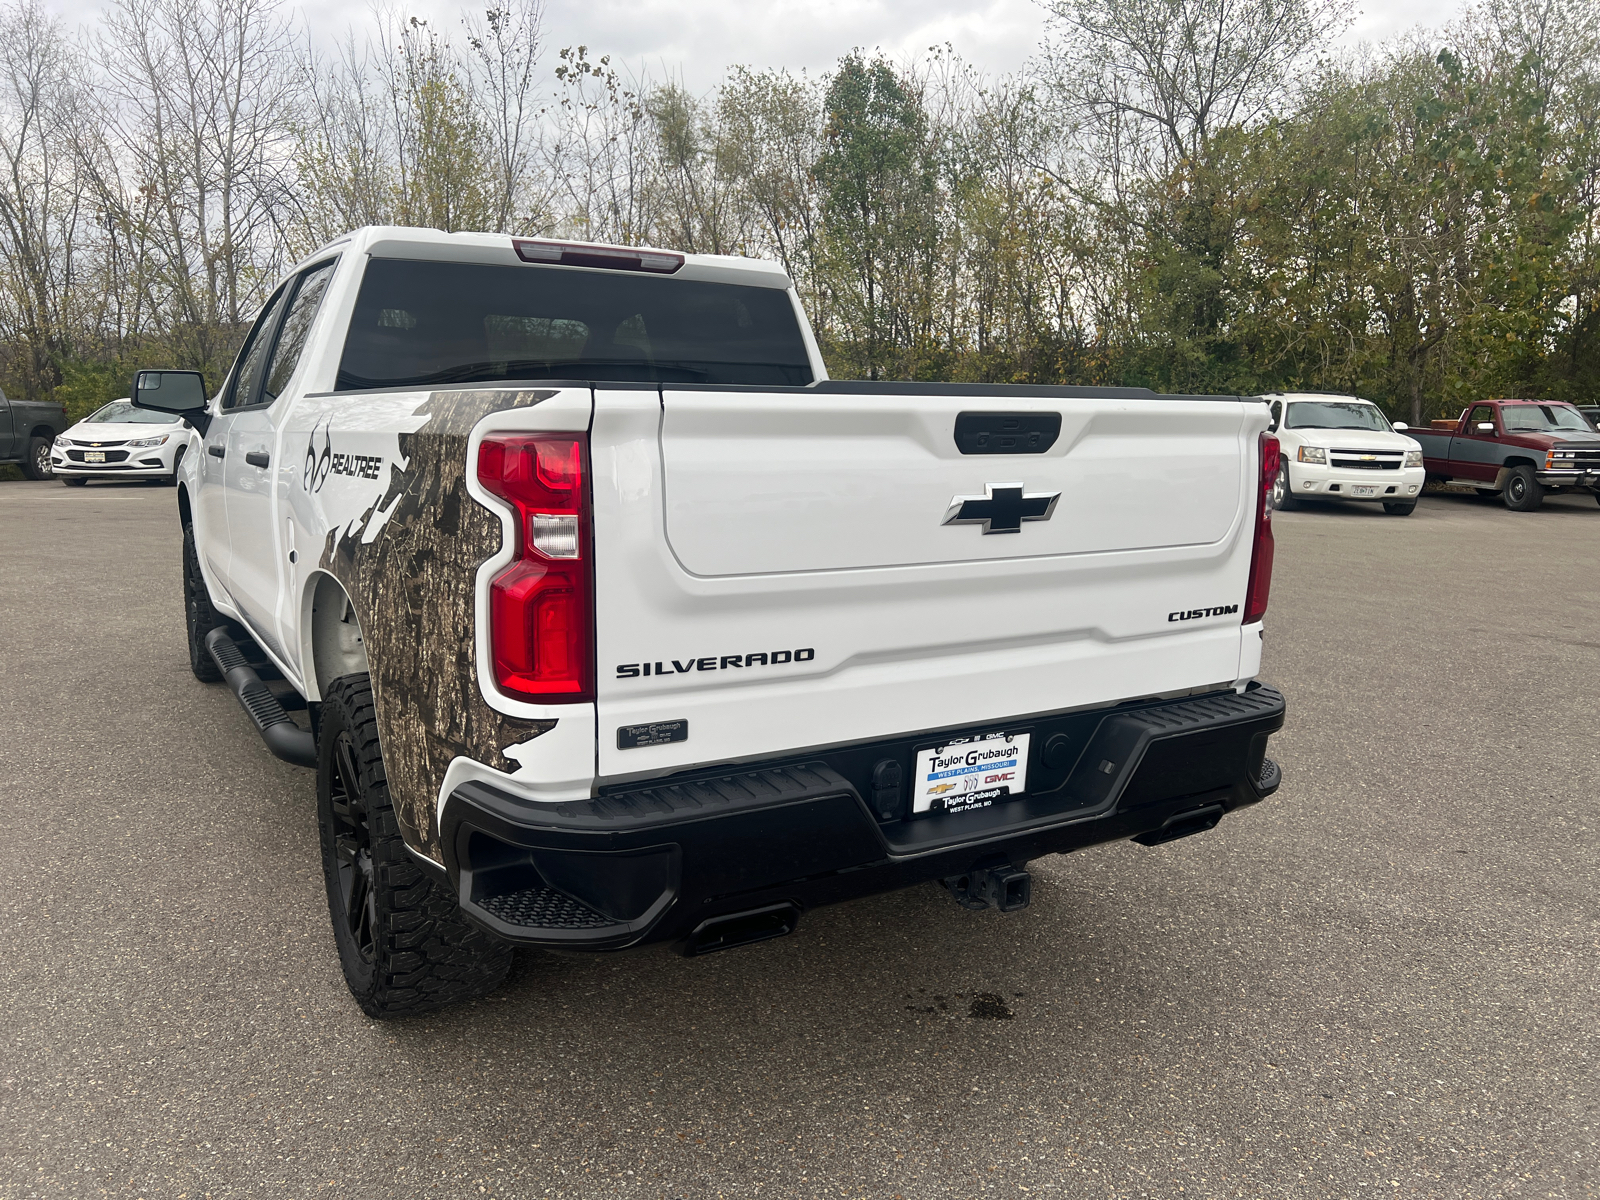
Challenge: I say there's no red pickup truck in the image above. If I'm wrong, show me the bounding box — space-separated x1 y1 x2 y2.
1408 399 1600 511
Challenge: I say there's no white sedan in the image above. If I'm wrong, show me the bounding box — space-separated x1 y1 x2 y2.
1265 393 1426 516
51 398 190 486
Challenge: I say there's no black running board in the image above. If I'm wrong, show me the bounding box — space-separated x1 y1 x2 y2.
205 628 317 768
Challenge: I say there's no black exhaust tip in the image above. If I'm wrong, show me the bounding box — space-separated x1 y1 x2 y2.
1133 803 1225 847
683 902 801 956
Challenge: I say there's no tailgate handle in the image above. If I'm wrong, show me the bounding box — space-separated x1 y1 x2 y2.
954 412 1061 454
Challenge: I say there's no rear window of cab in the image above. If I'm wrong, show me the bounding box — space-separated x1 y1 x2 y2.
336 259 814 391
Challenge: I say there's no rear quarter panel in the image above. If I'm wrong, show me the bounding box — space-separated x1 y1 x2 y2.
285 385 585 860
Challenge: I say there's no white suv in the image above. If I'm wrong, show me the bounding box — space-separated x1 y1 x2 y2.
1264 393 1425 516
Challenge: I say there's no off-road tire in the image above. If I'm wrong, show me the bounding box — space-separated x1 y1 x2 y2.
183 523 223 682
1503 466 1543 512
317 674 512 1018
1382 500 1416 515
61 476 87 487
1272 462 1299 511
21 436 52 479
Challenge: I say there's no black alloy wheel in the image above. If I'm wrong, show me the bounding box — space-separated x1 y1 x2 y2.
315 674 512 1018
327 729 379 971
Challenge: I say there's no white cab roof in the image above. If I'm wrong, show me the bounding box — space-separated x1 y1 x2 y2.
292 226 793 290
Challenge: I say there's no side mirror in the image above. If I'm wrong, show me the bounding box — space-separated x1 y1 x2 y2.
1392 422 1408 431
1476 421 1495 433
132 370 209 435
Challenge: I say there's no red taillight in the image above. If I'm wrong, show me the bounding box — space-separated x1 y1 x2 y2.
1243 432 1279 625
477 434 594 703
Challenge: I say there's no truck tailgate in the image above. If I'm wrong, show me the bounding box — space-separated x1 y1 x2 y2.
591 387 1265 782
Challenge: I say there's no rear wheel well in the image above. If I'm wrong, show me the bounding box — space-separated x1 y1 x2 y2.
308 574 370 701
28 425 55 441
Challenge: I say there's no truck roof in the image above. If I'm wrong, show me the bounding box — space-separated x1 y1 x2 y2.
1256 391 1376 405
290 226 794 291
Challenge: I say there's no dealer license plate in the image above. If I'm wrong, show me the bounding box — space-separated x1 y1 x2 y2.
84 451 105 463
912 730 1030 815
1351 484 1377 497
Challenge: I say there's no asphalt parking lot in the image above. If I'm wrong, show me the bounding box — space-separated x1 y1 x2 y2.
2 479 1597 1200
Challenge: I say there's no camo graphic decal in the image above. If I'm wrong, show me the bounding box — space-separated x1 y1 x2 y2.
319 388 559 859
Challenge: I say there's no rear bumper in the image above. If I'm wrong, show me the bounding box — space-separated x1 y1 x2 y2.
439 683 1287 951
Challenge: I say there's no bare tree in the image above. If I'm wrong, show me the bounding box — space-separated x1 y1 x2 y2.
543 47 657 243
291 29 396 252
0 0 84 396
89 0 301 373
463 1 548 233
1041 0 1354 176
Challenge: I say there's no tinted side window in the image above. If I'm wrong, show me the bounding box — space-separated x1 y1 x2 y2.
261 260 337 405
336 259 813 390
224 285 289 411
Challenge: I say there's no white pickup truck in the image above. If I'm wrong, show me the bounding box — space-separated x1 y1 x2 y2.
135 227 1287 1018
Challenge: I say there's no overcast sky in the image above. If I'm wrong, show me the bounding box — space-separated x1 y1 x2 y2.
53 0 1476 92
312 0 1474 90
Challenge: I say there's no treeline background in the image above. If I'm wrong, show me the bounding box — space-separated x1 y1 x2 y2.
0 0 1596 425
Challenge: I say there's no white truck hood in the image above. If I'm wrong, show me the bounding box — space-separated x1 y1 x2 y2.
1287 428 1420 453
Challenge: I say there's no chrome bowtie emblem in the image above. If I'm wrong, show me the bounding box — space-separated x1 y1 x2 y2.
943 482 1060 534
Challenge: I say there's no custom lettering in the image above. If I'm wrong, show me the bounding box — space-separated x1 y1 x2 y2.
1167 604 1241 622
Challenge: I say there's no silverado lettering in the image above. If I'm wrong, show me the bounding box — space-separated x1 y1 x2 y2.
616 648 815 678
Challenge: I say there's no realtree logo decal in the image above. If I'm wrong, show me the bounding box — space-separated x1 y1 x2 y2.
304 420 382 493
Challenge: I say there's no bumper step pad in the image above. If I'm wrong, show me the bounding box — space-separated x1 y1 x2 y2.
477 886 614 930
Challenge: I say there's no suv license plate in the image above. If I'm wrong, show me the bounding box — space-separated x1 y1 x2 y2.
913 731 1030 815
84 451 105 463
1351 484 1377 497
